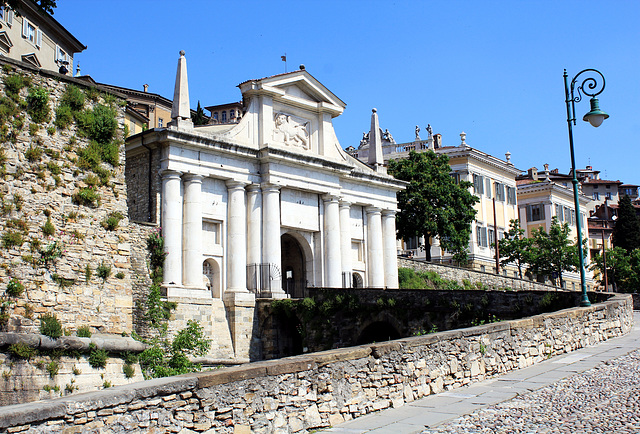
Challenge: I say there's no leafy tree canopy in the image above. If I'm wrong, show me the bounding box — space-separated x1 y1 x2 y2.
1 0 57 16
497 219 532 279
529 216 584 288
590 247 640 293
388 150 478 262
612 195 640 253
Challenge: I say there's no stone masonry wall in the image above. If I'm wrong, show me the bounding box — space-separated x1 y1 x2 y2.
0 58 132 335
0 294 632 433
399 257 566 292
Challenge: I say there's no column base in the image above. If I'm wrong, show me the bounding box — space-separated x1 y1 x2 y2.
165 285 211 299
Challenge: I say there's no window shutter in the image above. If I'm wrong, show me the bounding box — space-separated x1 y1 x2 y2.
36 29 42 47
485 178 491 198
22 17 28 37
6 9 12 26
482 228 488 247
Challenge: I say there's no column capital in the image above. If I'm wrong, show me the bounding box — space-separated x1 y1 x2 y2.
260 182 281 193
381 208 396 217
365 206 382 215
246 183 262 193
159 169 182 179
226 179 249 190
322 194 340 204
339 199 352 209
183 173 203 183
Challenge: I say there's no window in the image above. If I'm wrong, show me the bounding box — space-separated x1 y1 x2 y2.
22 18 41 47
494 182 505 201
158 118 163 128
213 112 218 121
564 206 571 224
0 7 11 26
526 204 545 222
473 174 484 195
506 186 516 205
606 192 612 200
55 45 69 65
606 185 611 189
485 178 492 198
555 204 563 222
476 226 488 247
571 209 576 226
230 109 235 118
488 228 495 248
221 111 227 122
450 172 460 184
593 192 600 200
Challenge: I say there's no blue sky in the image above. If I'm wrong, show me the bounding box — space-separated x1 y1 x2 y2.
55 1 640 185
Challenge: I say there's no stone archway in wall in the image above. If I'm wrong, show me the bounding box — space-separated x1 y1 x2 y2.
203 258 221 298
280 233 311 298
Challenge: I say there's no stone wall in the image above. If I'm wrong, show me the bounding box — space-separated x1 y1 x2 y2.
0 58 132 335
0 58 140 403
399 257 566 292
255 287 615 359
124 144 161 225
0 294 632 433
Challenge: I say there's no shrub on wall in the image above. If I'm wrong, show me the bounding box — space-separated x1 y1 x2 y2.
26 87 50 123
39 313 62 339
6 278 24 297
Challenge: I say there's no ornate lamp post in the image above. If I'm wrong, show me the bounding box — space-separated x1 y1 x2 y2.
563 69 609 307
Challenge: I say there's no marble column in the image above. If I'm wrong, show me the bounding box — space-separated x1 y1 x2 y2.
182 174 203 288
246 184 262 267
339 200 352 288
262 184 285 297
323 195 342 288
382 209 399 289
225 181 248 293
366 206 385 288
161 170 182 286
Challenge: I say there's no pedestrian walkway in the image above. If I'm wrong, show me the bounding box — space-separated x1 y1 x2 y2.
324 312 640 434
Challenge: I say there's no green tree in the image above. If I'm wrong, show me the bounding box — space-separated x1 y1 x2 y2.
191 100 207 126
1 0 57 15
497 219 532 279
612 195 640 253
388 150 478 262
529 217 583 288
591 247 640 293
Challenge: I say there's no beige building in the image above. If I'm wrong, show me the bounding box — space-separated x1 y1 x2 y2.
350 125 520 275
0 0 85 73
516 166 593 290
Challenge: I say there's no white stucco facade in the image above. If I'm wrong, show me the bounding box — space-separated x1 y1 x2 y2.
126 54 404 360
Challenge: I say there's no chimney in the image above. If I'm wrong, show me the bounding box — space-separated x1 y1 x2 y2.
143 84 149 93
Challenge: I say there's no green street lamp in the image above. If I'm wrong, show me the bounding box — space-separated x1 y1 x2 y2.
563 68 609 307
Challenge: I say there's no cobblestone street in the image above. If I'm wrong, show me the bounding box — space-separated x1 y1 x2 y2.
423 348 640 434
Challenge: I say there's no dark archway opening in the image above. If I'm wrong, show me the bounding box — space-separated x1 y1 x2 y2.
356 321 401 345
281 233 306 298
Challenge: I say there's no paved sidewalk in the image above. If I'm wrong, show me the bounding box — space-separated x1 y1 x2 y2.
324 312 640 434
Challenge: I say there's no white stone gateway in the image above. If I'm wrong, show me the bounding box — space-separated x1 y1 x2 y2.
126 52 405 361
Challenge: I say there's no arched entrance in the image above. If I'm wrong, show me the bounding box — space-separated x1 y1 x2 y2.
203 258 221 298
281 233 306 298
352 272 363 288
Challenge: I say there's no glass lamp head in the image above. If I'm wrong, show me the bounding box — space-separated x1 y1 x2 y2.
583 97 609 128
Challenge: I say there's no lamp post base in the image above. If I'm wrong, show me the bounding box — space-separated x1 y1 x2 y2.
580 297 591 307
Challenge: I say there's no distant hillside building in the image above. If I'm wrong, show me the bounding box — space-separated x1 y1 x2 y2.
0 0 85 73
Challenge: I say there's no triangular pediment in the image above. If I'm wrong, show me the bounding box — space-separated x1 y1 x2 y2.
22 53 41 68
239 70 346 117
0 31 12 53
